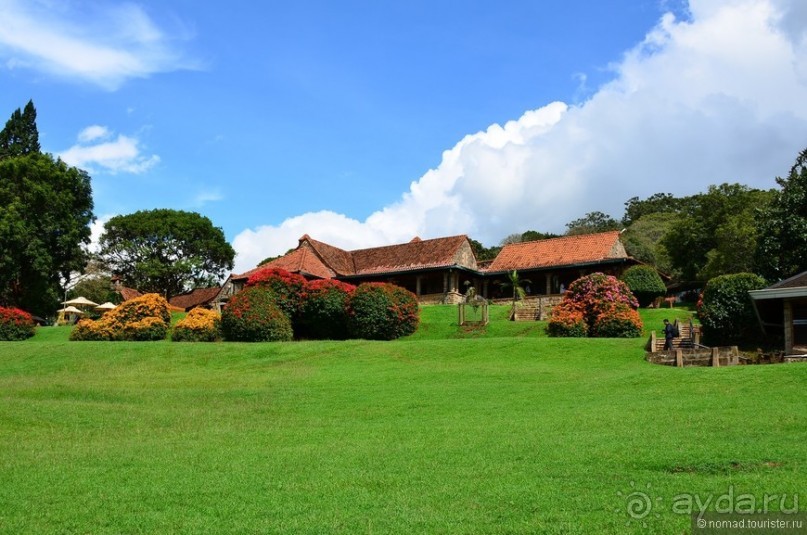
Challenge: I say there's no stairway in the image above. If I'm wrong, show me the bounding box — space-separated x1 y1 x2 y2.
513 302 540 321
649 320 700 352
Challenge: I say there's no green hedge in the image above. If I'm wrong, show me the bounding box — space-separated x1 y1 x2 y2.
347 283 419 340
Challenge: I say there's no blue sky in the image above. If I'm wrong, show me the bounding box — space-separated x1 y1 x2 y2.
2 0 806 273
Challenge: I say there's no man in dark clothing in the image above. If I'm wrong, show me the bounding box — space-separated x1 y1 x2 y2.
663 319 675 350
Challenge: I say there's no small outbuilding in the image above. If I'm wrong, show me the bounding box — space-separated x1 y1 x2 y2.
749 271 807 356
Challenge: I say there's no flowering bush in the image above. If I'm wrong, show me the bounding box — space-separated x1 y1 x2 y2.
547 273 642 338
298 279 356 340
172 307 222 342
347 283 419 340
591 303 643 338
620 265 667 307
0 306 36 341
546 303 588 337
221 286 293 342
698 273 767 346
245 267 306 323
70 293 170 341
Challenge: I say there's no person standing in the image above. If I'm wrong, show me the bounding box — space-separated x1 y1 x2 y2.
663 319 675 350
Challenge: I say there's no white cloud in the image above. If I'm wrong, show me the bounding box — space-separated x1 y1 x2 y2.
232 0 807 273
59 128 160 175
0 0 197 90
77 125 111 143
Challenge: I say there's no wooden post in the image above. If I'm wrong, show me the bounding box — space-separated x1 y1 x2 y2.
711 347 720 367
675 349 683 367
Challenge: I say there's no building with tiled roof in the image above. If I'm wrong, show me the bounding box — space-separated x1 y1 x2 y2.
229 230 636 305
486 231 634 295
169 286 225 312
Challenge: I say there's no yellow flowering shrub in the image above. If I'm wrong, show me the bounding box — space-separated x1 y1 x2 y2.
172 307 221 342
70 293 170 341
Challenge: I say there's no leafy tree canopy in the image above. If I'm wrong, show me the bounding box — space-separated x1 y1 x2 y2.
0 100 40 159
99 209 235 299
755 147 807 281
0 150 94 316
565 211 621 235
660 183 773 281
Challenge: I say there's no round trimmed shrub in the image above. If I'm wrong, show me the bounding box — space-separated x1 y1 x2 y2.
298 279 356 340
0 307 36 341
172 307 222 342
547 272 642 338
698 273 767 346
620 265 666 307
222 286 293 342
347 283 419 340
70 293 170 341
245 267 306 323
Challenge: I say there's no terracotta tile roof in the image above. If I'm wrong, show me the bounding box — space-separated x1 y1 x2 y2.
169 287 222 311
349 235 471 276
235 234 475 280
486 231 628 273
117 287 142 301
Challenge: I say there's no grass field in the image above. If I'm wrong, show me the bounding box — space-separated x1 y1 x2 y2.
0 306 804 534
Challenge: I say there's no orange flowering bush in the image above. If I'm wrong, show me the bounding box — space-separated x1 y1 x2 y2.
546 303 588 337
172 307 222 342
70 293 170 341
222 286 293 342
0 306 36 340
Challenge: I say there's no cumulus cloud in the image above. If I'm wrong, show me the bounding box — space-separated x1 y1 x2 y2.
59 127 160 174
0 0 197 89
231 0 807 273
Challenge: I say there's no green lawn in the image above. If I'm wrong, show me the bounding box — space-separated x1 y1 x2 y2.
0 306 803 534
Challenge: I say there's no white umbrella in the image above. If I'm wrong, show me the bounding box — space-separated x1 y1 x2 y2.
63 296 99 307
58 306 85 314
95 302 117 311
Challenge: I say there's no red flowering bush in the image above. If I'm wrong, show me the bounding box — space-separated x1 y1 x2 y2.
347 282 419 340
547 273 642 338
70 293 170 341
0 306 36 341
245 267 306 329
172 307 222 342
298 279 356 340
221 286 293 342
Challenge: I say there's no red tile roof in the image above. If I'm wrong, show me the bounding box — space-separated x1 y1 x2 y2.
768 271 807 289
236 234 475 280
349 235 472 276
486 231 628 273
117 287 142 301
169 287 222 311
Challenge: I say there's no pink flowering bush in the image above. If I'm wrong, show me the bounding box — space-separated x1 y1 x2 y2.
548 272 642 338
0 306 36 340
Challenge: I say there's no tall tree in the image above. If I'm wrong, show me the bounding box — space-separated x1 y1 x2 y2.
622 193 683 226
565 211 621 235
0 100 40 159
99 209 235 299
755 147 807 281
661 183 773 281
0 154 94 316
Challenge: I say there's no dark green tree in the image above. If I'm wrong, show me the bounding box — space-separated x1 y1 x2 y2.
520 230 559 242
565 211 621 235
622 193 683 226
620 212 678 275
755 147 807 281
98 209 235 299
619 265 666 307
469 238 501 261
661 184 773 281
0 154 94 316
0 100 40 159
